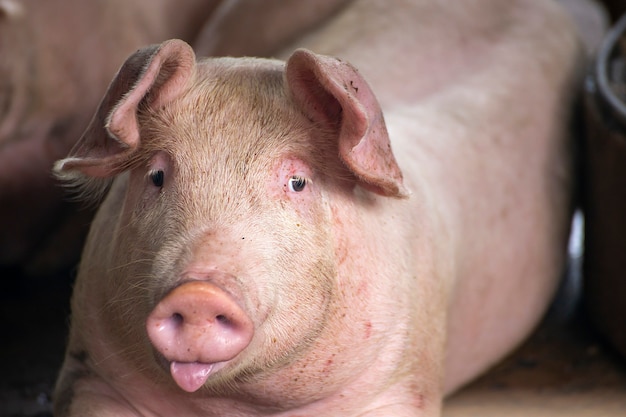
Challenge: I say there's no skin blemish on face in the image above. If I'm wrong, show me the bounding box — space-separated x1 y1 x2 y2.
357 281 368 296
414 393 425 410
364 321 372 339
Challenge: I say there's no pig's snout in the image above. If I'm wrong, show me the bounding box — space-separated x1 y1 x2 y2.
146 280 253 392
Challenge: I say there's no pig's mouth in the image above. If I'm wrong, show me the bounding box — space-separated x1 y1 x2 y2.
153 351 230 392
169 360 220 393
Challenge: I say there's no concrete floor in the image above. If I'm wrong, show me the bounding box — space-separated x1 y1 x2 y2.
2 268 625 417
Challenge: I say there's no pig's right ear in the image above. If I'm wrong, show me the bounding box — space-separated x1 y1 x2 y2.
55 39 195 179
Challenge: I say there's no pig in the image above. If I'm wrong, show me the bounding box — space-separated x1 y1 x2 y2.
0 0 220 274
53 0 588 415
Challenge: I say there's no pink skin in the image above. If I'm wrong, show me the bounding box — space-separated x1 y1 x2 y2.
52 0 602 415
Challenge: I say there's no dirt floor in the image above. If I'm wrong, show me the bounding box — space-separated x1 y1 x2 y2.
1 266 625 417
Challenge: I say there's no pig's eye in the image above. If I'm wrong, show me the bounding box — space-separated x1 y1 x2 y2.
150 170 165 187
288 176 307 192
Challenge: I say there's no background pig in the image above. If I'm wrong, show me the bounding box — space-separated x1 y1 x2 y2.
53 0 587 416
0 0 220 275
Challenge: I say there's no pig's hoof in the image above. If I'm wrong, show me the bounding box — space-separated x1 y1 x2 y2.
146 281 254 391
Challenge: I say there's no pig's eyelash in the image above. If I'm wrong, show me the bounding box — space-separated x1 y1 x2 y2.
288 175 308 192
148 169 165 187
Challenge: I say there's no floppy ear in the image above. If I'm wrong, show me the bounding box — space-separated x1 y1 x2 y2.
55 39 196 178
285 49 408 198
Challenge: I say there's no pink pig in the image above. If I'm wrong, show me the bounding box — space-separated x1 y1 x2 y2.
53 0 589 415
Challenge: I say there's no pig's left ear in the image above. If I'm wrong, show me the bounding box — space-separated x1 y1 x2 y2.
285 49 408 198
55 39 195 179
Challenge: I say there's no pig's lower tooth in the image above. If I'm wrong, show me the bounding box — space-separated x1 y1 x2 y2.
170 361 214 392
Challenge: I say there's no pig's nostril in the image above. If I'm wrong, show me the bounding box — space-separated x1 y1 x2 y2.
172 312 184 326
171 311 232 327
215 314 230 325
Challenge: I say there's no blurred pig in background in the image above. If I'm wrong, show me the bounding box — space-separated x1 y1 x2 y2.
0 0 221 275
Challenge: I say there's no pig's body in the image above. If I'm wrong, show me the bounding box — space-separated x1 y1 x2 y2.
271 1 581 392
55 0 585 416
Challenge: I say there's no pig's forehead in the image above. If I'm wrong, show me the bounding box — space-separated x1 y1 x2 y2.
141 59 317 166
183 66 308 143
196 56 285 73
192 57 286 94
188 57 287 108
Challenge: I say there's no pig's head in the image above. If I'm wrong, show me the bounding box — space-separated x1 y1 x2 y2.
56 39 408 404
